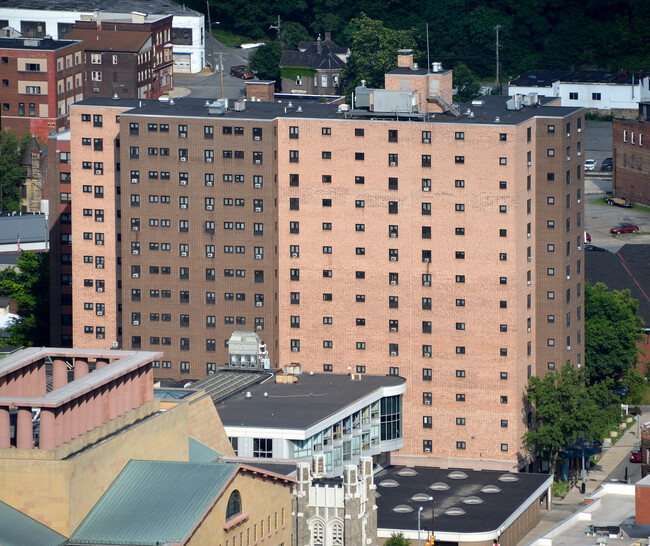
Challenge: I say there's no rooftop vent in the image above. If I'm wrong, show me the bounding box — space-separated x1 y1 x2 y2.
429 482 450 491
447 471 468 480
413 63 419 70
296 106 303 113
112 93 119 100
398 468 417 477
432 62 442 72
245 391 252 399
471 99 484 106
393 505 414 513
494 116 501 123
445 507 466 516
379 479 400 488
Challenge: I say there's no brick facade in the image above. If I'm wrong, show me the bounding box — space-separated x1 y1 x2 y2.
612 118 650 206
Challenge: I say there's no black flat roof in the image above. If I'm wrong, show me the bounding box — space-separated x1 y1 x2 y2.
0 37 79 50
215 372 405 430
1 0 201 17
77 94 582 126
375 466 550 534
511 69 645 87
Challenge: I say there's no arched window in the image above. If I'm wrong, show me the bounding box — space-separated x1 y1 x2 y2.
311 521 324 546
225 490 242 521
331 522 343 545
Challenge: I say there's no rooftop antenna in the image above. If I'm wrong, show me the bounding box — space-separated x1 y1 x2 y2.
426 23 430 75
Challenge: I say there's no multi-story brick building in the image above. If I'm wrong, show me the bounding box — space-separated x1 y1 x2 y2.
67 14 173 99
55 56 585 470
0 37 85 139
612 102 650 206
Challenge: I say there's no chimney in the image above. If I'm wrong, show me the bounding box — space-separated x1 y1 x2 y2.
397 49 414 69
325 31 331 41
317 34 322 54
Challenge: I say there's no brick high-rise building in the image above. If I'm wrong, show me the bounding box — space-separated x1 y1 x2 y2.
56 58 585 470
0 37 85 139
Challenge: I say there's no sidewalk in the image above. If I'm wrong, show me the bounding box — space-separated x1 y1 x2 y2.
518 417 643 545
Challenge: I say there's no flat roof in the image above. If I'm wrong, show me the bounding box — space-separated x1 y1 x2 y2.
0 37 80 50
0 0 202 17
77 94 582 126
387 67 453 76
0 214 48 245
216 372 405 430
511 69 646 87
375 466 551 539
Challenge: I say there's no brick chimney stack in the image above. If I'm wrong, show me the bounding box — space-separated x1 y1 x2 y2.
397 49 414 69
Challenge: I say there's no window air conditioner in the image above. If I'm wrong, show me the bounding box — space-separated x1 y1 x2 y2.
207 252 214 258
180 180 187 186
255 254 262 260
527 280 531 285
291 253 298 258
423 281 430 286
255 207 262 212
97 311 104 316
577 199 581 203
527 233 531 238
389 161 396 166
206 158 213 162
292 347 298 352
180 204 187 209
567 133 570 138
95 169 102 175
131 178 139 184
97 287 104 292
423 187 430 192
424 353 431 358
567 346 571 351
97 334 105 339
133 320 139 325
254 183 262 188
566 275 570 280
578 128 582 133
133 273 139 278
390 256 397 261
180 133 187 138
181 251 188 256
424 258 430 263
390 327 397 332
254 136 261 141
206 181 213 186
132 226 139 231
390 233 397 238
424 400 431 405
577 152 581 156
133 249 139 254
180 157 187 161
390 351 397 356
255 159 261 164
390 280 397 285
424 447 431 452
256 325 262 330
423 138 431 144
206 205 213 210
256 302 263 307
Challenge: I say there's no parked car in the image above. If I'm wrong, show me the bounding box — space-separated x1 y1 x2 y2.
601 157 613 171
230 65 254 79
610 223 639 234
630 451 642 463
606 197 634 208
584 159 597 171
585 245 607 252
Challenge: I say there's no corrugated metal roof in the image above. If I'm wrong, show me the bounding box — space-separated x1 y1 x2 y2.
70 460 238 545
0 214 48 244
188 437 221 463
0 500 68 546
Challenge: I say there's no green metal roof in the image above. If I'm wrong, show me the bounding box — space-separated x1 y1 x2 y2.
70 460 239 545
188 437 221 464
0 500 68 546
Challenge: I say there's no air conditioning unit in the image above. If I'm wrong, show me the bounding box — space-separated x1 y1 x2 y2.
97 311 104 316
180 204 187 209
390 256 397 261
423 138 431 144
390 280 397 285
181 251 187 256
180 180 187 186
96 217 103 222
180 133 187 138
578 128 582 133
133 249 139 255
131 178 139 184
254 159 261 164
95 169 102 175
390 351 397 356
180 157 187 161
133 320 139 325
527 161 531 166
255 254 262 260
390 327 397 332
206 157 213 162
389 161 396 166
527 280 531 285
206 205 213 210
424 447 431 453
292 347 298 352
390 233 397 238
205 252 213 258
132 226 139 231
255 207 262 212
254 136 261 141
567 275 571 280
97 264 104 269
577 152 581 156
527 257 532 262
527 327 531 333
93 88 99 93
97 334 105 339
97 287 104 292
423 187 430 192
111 341 119 348
291 253 298 258
256 302 263 307
567 346 571 351
567 133 570 138
424 258 430 263
206 181 213 186
133 273 139 278
424 353 431 358
424 400 431 405
423 281 430 286
577 199 581 204
254 183 262 188
256 326 262 330
527 233 531 238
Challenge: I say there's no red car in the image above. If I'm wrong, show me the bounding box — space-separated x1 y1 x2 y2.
630 451 642 463
610 223 639 234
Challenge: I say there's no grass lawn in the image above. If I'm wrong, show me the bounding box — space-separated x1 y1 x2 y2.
552 481 573 497
211 28 259 48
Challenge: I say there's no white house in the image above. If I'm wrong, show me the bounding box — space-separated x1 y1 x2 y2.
0 0 204 73
509 70 650 111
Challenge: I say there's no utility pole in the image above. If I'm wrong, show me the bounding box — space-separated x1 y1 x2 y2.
494 25 502 95
269 15 281 44
219 52 224 98
206 0 215 72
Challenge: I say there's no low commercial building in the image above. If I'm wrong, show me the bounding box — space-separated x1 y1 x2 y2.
509 69 650 115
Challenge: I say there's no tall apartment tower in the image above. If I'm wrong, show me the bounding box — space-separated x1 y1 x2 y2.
60 63 584 469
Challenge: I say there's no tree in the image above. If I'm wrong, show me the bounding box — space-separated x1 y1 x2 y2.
342 14 418 91
0 131 31 212
279 21 310 50
249 40 283 81
584 281 645 385
523 365 618 476
385 532 411 546
453 63 481 102
0 251 50 347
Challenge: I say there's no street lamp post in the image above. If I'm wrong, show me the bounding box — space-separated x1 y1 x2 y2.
417 506 423 546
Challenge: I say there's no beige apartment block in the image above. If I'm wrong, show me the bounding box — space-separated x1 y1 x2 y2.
58 85 584 469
